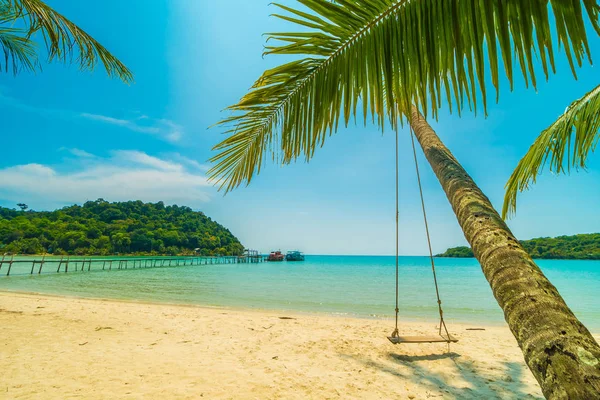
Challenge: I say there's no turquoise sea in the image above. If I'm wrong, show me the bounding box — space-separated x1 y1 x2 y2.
1 256 599 331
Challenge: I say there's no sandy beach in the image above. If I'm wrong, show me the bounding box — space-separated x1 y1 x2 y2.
3 291 595 399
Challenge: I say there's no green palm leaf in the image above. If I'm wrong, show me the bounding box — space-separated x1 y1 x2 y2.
210 0 600 192
0 26 38 73
503 83 600 218
0 0 132 82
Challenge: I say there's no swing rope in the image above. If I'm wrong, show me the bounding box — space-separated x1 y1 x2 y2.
391 126 400 339
409 127 451 340
390 127 451 342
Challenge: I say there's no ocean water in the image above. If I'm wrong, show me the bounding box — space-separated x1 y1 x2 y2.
1 255 599 331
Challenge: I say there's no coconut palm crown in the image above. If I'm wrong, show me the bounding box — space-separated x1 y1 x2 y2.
210 0 600 192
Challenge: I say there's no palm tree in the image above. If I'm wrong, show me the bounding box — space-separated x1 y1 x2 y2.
209 1 600 397
0 0 132 82
503 84 600 218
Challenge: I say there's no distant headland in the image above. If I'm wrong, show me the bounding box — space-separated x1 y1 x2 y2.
437 233 600 260
0 199 244 256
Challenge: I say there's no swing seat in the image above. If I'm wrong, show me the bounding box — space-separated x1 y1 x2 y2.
387 334 458 344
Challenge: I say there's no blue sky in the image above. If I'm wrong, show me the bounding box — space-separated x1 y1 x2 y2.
1 0 599 255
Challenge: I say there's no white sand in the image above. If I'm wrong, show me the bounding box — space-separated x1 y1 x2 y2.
4 291 594 399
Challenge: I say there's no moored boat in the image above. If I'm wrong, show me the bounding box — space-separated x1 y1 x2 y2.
285 250 305 261
266 251 285 262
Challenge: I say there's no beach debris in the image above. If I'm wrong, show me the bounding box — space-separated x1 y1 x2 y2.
408 395 416 399
466 328 486 331
278 317 296 320
0 308 23 314
79 342 88 346
272 356 278 360
263 324 274 330
95 326 113 331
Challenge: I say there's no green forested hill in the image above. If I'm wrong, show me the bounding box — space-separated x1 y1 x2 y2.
437 233 600 260
0 199 244 256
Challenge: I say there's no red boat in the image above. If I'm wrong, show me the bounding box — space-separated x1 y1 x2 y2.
266 250 285 262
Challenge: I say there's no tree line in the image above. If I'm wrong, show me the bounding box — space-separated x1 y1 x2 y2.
437 233 600 260
0 199 244 256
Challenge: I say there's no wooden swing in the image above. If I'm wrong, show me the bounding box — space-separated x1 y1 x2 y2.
387 128 457 345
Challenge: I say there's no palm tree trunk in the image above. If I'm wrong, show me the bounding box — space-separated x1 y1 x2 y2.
409 107 600 399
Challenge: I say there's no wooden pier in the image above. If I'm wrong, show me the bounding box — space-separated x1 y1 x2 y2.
238 249 263 264
0 252 265 277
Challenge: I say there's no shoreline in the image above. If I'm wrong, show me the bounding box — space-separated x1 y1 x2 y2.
0 288 510 328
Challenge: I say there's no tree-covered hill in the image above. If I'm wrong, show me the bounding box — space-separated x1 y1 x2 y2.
437 233 600 260
0 199 244 256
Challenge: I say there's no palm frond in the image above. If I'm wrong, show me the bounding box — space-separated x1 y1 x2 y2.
0 26 38 74
1 0 133 82
210 0 600 192
503 83 600 218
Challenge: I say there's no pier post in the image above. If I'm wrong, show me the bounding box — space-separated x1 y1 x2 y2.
6 255 14 276
39 254 45 274
7 257 14 276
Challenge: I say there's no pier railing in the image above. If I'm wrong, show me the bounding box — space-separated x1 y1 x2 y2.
0 253 265 277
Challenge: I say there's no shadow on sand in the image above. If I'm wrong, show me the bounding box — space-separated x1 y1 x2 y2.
339 350 542 399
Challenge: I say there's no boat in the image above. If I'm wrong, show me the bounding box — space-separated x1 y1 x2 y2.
266 250 285 262
285 250 305 261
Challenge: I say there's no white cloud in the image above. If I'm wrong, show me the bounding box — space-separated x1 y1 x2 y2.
59 147 97 158
113 150 183 172
6 164 56 177
165 153 210 171
165 130 183 142
0 91 184 143
80 113 131 127
0 150 212 209
80 113 184 142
